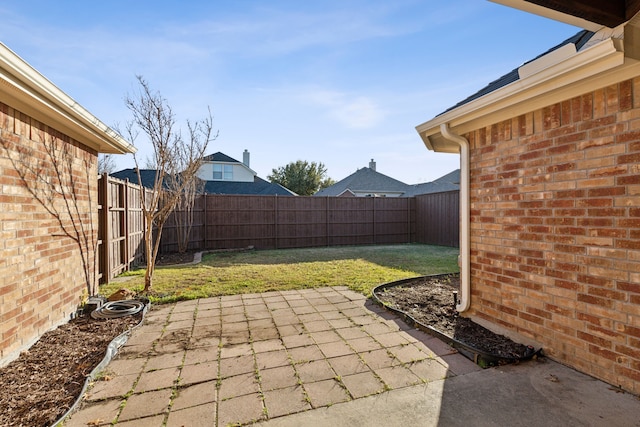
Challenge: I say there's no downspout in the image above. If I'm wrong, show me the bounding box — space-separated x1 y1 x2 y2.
440 123 470 312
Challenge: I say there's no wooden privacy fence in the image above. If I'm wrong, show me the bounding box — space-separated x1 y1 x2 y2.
160 195 417 253
97 175 460 284
98 174 148 284
414 190 460 247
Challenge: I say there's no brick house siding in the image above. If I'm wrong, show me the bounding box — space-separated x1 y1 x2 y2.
0 101 99 362
463 78 640 393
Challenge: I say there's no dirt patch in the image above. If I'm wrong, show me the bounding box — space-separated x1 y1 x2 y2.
156 251 199 265
374 274 534 361
0 314 141 427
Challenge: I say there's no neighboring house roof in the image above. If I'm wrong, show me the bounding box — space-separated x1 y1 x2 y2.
433 169 460 184
314 167 410 197
203 177 295 195
404 169 460 197
314 167 459 197
111 166 296 196
111 169 163 188
202 152 241 163
0 43 135 155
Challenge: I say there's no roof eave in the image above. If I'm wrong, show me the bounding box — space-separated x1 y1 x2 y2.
490 0 608 31
417 37 628 152
0 43 136 154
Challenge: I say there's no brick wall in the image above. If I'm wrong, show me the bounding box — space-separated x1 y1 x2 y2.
0 101 98 364
465 77 640 393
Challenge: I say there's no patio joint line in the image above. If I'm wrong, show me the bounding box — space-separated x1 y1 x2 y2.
112 304 176 425
164 298 198 425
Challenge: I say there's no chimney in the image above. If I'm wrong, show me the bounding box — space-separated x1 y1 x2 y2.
369 159 376 171
243 149 250 167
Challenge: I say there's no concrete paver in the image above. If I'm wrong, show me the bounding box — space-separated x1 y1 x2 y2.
118 388 171 421
303 378 351 408
217 393 264 426
260 365 299 391
262 385 311 418
340 371 385 398
64 286 640 426
171 381 217 410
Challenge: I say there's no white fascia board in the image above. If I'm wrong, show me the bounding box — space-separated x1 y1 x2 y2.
416 37 627 152
0 43 135 154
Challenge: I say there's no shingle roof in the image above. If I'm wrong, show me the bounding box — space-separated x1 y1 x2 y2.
439 30 594 116
110 169 163 188
313 167 410 197
203 177 296 195
433 168 460 185
110 168 295 195
202 152 240 163
403 169 460 197
313 167 460 197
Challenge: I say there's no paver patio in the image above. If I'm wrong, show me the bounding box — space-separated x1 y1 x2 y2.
64 286 480 426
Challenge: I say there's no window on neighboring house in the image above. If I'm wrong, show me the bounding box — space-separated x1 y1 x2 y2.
213 164 233 180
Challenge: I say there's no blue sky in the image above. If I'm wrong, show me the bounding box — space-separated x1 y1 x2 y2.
0 1 579 184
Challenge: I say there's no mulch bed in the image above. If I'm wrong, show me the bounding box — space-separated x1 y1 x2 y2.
0 314 142 427
374 274 534 361
0 255 186 427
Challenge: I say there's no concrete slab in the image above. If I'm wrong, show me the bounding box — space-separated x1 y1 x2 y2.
65 287 640 426
256 360 640 427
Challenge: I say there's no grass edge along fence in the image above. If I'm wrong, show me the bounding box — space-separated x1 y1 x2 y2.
98 174 459 284
99 244 461 304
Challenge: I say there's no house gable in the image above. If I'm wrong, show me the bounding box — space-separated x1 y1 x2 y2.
197 151 255 183
314 167 410 197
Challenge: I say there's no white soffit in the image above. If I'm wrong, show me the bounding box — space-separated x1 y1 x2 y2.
489 0 605 32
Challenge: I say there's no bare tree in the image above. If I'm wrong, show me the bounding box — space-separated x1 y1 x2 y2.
98 153 117 174
1 129 99 296
174 176 205 253
124 76 216 292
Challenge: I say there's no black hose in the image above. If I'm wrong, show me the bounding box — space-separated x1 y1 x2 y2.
90 299 145 319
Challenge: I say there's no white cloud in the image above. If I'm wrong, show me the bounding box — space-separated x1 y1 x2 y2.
302 89 385 129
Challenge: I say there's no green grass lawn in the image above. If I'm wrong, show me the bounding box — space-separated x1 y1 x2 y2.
99 244 459 304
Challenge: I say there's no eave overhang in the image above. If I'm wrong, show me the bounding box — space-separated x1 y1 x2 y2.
0 43 135 154
416 37 632 153
490 0 640 31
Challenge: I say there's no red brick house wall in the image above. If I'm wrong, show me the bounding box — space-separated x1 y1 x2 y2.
0 101 98 362
464 77 640 393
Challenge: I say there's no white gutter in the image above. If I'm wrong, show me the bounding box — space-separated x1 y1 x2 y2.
416 37 626 153
439 123 470 312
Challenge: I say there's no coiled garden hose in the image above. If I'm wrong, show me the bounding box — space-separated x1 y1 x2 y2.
91 299 145 319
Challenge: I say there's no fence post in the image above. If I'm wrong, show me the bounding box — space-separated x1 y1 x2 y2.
101 173 111 284
202 194 207 250
274 194 278 249
407 197 411 243
373 197 376 245
326 196 330 247
123 179 130 270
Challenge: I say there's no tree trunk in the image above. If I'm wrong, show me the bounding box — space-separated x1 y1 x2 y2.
143 266 153 292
